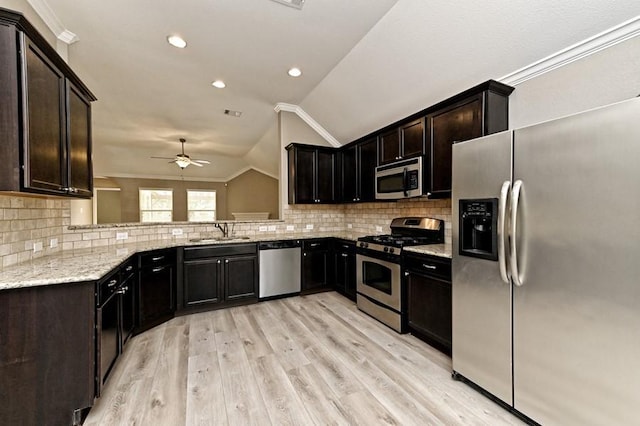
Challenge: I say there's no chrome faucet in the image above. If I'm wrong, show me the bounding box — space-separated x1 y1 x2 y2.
214 222 229 238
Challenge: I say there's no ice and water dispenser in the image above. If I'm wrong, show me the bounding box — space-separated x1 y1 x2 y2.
459 199 498 261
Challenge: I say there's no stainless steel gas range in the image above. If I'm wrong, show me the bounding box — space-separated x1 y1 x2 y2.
356 217 444 332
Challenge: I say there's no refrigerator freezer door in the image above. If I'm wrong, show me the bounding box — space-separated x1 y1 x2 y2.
452 130 513 405
512 98 640 425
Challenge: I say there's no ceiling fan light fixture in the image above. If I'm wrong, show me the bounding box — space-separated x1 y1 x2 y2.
175 156 191 168
167 35 187 49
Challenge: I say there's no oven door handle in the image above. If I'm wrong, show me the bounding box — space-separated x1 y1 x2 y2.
403 167 408 196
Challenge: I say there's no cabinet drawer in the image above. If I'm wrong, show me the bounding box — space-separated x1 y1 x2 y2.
403 253 451 281
139 249 175 267
184 243 257 260
120 257 137 280
303 239 331 251
97 269 120 305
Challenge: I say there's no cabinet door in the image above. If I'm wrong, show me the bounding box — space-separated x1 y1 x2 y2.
139 263 174 327
341 145 358 202
406 271 452 352
183 258 222 307
316 149 335 203
67 82 92 197
335 250 356 301
401 118 425 159
379 128 400 164
224 255 258 301
302 240 332 292
358 137 378 202
289 147 315 204
429 94 483 195
120 273 136 346
23 37 66 194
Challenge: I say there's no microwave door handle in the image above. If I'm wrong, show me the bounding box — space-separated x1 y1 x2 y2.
403 167 408 196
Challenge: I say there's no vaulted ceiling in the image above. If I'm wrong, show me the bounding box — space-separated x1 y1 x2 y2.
27 0 640 181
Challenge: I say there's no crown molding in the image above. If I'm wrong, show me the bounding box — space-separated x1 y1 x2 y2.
274 103 341 147
499 15 640 86
26 0 78 44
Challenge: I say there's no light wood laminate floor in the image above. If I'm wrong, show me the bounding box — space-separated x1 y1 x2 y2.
85 292 523 425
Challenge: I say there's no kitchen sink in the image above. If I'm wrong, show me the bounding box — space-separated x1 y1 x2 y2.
189 236 251 243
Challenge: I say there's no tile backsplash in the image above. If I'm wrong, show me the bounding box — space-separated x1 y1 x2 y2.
1 193 451 271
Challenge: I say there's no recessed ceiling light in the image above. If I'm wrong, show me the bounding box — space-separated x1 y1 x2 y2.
288 67 302 77
167 35 187 49
212 80 226 89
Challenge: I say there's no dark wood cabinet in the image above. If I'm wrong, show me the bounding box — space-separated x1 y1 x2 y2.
138 249 176 333
404 253 452 354
302 239 333 293
286 143 336 204
0 282 95 425
181 243 258 310
379 118 425 165
119 259 137 347
340 137 377 203
0 10 95 198
426 81 513 197
333 239 356 301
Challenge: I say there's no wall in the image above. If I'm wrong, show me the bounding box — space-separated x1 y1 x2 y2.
226 169 279 219
0 0 57 46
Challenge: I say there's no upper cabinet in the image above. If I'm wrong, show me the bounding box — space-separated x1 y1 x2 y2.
379 118 426 165
287 143 336 204
340 136 377 203
0 9 96 198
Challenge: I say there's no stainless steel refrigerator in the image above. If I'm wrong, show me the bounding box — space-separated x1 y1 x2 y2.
452 97 640 425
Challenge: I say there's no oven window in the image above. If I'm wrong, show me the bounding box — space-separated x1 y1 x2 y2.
377 173 404 193
362 260 392 294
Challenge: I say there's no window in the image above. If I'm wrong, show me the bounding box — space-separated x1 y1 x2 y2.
187 190 217 222
139 189 173 222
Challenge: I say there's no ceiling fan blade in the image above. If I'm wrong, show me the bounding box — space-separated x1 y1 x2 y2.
168 159 178 164
151 156 176 160
190 160 204 167
193 159 210 164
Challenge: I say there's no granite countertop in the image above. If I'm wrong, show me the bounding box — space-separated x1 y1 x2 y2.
0 232 361 291
0 232 451 291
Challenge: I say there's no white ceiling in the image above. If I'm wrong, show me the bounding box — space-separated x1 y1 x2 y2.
29 0 640 181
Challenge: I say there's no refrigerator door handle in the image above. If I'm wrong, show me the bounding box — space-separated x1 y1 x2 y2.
498 180 511 284
510 180 524 286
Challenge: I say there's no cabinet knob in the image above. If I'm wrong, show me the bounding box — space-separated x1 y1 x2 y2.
217 260 221 264
404 272 410 276
303 253 307 257
225 259 229 264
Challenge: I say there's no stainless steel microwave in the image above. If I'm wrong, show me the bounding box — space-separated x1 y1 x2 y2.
375 156 423 200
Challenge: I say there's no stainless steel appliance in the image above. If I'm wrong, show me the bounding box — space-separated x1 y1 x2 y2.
357 217 444 332
375 156 423 200
259 240 301 298
452 97 640 425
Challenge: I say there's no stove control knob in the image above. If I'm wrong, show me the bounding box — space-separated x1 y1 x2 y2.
383 247 389 253
389 248 395 254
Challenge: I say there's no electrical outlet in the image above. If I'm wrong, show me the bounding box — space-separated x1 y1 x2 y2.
116 232 128 241
375 226 383 232
172 228 183 236
33 241 43 252
50 238 58 248
259 226 268 232
267 225 276 231
306 224 314 230
347 223 353 229
286 225 294 231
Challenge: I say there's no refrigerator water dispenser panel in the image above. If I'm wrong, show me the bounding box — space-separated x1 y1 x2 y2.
459 199 498 260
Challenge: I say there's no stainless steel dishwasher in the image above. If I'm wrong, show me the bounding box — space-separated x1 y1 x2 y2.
259 240 301 299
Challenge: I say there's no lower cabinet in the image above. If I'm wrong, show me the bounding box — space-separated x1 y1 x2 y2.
0 282 95 425
137 249 176 333
302 239 334 293
404 253 452 354
333 239 356 301
181 243 258 310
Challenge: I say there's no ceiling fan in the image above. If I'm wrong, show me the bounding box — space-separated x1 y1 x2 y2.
151 138 211 169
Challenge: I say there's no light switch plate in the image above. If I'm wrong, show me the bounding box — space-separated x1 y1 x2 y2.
172 228 183 236
286 225 295 231
116 232 128 240
306 224 314 230
33 241 43 252
347 223 353 229
50 238 58 248
375 226 383 232
267 225 276 231
259 226 268 232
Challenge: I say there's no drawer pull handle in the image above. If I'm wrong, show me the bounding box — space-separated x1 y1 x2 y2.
309 243 320 247
341 253 349 257
125 266 133 272
152 266 166 273
107 279 118 287
422 264 437 270
151 256 165 261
